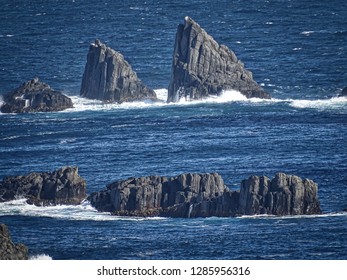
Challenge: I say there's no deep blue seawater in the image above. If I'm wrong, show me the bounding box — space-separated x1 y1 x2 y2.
0 0 347 260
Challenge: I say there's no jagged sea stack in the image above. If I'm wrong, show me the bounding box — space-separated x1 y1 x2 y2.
80 40 157 103
167 17 270 102
0 78 73 113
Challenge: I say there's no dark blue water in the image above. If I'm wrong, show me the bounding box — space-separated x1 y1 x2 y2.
1 0 347 260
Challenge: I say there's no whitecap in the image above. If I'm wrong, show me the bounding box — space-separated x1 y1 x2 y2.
301 31 315 36
29 254 53 260
238 211 347 220
289 96 347 110
0 199 167 222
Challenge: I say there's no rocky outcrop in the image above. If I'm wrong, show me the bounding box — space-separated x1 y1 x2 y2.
0 166 87 206
239 173 321 215
88 172 321 218
167 17 270 102
80 39 157 103
88 173 233 217
0 224 28 260
0 78 73 113
338 86 347 97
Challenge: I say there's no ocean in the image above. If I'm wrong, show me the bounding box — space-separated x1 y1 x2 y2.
0 0 346 260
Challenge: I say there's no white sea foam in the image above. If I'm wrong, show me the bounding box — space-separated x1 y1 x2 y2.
238 211 347 220
2 89 342 115
0 199 166 221
63 89 268 113
288 96 347 110
301 30 315 36
29 254 53 260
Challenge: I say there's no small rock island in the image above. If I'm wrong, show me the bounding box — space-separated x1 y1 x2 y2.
0 78 73 113
88 172 321 218
167 17 270 102
80 39 157 103
0 166 86 206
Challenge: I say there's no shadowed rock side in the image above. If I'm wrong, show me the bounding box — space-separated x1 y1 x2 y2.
339 86 347 97
239 173 321 215
80 40 157 103
0 78 73 113
167 17 271 102
0 167 87 206
0 224 28 260
88 172 321 218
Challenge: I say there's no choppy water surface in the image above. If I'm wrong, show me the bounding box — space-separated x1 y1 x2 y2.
0 0 346 259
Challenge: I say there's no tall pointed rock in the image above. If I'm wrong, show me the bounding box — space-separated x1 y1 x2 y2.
167 17 270 102
80 40 157 103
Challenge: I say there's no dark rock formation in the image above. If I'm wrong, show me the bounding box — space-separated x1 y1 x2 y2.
0 166 87 206
338 86 347 97
0 224 28 260
80 39 157 103
88 172 320 218
239 173 321 215
167 17 271 102
88 173 234 217
0 78 73 113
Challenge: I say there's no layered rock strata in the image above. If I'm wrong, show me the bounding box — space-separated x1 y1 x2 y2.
167 17 270 102
0 224 28 260
80 39 157 103
88 172 321 218
0 78 73 113
0 166 87 206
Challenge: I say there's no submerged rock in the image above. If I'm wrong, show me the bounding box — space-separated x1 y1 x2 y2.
89 172 320 218
0 78 73 113
0 166 87 206
0 224 28 260
167 17 270 102
80 39 157 103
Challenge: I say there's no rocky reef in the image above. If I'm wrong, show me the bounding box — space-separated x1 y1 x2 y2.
88 172 321 218
167 17 270 102
0 166 87 206
0 224 28 260
0 78 73 113
80 39 157 103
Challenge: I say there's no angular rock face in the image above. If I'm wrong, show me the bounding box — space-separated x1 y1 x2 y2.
89 172 321 218
339 86 347 97
167 17 270 102
0 78 73 113
80 39 157 103
0 224 28 260
88 173 233 218
0 166 87 206
239 173 321 215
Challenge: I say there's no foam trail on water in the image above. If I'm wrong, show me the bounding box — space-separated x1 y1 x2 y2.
31 89 347 113
238 212 347 220
288 96 347 110
29 254 53 260
0 199 166 221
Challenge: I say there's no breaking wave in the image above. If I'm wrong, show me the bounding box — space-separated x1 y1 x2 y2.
29 254 53 260
64 89 347 112
1 89 346 115
0 199 166 222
